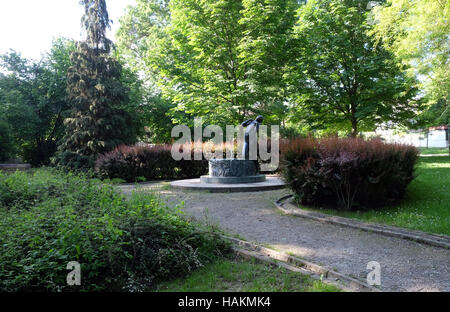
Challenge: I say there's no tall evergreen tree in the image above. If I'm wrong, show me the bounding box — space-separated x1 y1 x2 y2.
56 0 137 169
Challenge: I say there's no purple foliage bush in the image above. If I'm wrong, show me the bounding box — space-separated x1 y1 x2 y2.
95 144 208 182
281 137 419 210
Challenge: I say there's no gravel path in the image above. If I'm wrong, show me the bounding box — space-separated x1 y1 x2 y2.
117 182 450 292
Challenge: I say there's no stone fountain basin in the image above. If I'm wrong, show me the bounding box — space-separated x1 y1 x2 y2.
200 174 266 184
200 158 266 184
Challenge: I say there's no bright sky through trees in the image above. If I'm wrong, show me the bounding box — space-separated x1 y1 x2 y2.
0 0 135 60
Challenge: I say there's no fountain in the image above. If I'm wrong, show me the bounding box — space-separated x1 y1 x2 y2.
200 115 265 184
170 115 284 192
200 158 265 184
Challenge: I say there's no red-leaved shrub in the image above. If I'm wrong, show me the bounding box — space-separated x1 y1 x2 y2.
95 144 208 182
280 137 419 210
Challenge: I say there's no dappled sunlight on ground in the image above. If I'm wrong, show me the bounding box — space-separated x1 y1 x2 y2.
268 243 315 260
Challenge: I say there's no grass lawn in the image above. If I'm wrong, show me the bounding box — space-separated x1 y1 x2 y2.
154 257 341 292
300 156 450 236
419 147 449 155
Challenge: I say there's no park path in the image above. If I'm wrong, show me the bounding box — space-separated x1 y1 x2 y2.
117 182 450 292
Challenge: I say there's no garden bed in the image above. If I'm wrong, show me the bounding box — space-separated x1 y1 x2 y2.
0 168 229 291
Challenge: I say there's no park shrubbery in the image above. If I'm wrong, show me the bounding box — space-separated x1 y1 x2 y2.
281 137 419 210
95 144 209 182
0 120 15 162
0 169 229 291
95 142 280 182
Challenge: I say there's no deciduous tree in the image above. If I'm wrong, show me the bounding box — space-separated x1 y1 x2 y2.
372 0 449 127
118 0 300 129
288 0 418 136
0 39 76 165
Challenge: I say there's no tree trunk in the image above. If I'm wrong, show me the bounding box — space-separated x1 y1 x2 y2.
351 119 358 138
447 124 449 155
349 101 358 138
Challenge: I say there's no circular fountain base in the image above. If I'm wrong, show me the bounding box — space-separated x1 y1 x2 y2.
200 174 266 184
170 176 285 193
201 159 265 184
170 158 285 192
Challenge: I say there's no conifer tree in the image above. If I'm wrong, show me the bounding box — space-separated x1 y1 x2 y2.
56 0 136 169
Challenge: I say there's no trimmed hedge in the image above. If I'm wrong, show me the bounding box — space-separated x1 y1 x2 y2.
95 142 281 182
0 169 229 291
95 144 209 182
281 137 419 210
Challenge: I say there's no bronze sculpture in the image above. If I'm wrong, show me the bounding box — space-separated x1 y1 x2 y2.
241 115 263 160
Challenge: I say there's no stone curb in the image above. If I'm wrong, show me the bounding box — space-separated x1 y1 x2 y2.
0 164 31 171
224 236 380 292
233 248 355 292
275 195 450 250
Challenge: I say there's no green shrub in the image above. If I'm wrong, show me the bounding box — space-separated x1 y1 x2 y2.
281 137 419 210
0 120 15 162
0 169 229 291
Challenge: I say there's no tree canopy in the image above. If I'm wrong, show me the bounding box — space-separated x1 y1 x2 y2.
117 0 424 137
287 0 419 136
372 0 449 127
1 0 448 164
118 0 300 129
0 39 76 165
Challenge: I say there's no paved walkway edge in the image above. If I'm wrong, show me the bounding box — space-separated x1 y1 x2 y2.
0 164 31 171
276 195 450 249
225 236 380 292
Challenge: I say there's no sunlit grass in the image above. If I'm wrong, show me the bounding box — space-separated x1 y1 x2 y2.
419 147 449 155
154 257 341 292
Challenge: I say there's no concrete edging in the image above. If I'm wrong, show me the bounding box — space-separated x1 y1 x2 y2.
225 236 380 292
275 195 450 250
0 164 31 171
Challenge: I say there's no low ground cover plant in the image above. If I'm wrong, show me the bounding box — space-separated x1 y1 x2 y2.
0 168 229 291
281 137 419 210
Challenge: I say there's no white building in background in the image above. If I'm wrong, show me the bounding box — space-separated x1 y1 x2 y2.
427 126 449 148
374 125 449 148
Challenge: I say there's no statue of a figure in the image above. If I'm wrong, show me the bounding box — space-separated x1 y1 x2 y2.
241 115 263 159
